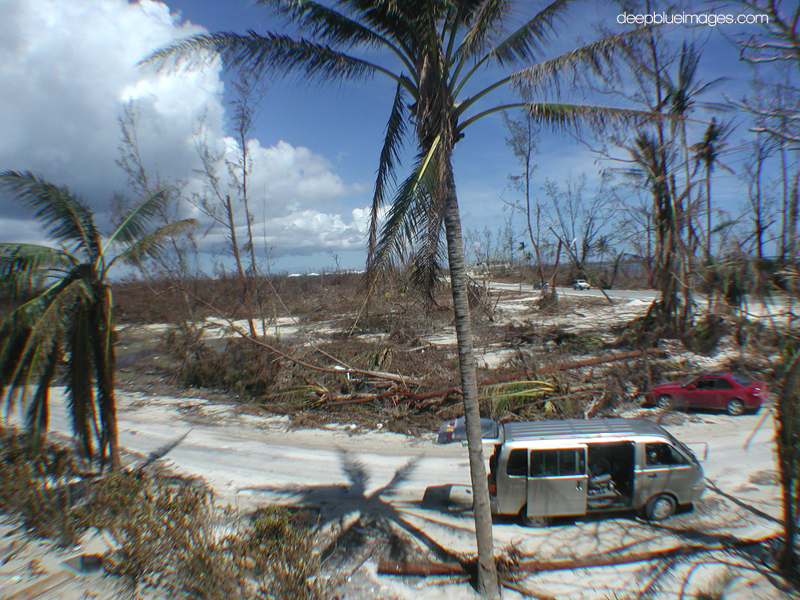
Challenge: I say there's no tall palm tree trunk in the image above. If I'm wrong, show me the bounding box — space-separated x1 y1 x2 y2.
442 162 500 599
705 173 712 259
777 351 800 579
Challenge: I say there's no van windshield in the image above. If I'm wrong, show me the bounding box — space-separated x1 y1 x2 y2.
667 432 697 463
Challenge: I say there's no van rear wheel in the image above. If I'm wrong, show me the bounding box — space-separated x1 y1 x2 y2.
519 507 550 527
643 494 676 521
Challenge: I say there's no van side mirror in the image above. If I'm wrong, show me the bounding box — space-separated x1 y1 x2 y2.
686 384 696 390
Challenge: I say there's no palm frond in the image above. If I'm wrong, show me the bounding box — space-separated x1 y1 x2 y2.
268 0 393 51
2 266 91 330
115 219 198 267
458 0 515 62
507 30 633 96
333 0 416 51
0 243 78 297
0 171 99 258
26 340 61 447
500 102 662 134
0 243 77 277
365 138 442 289
455 28 639 118
90 291 115 462
0 324 32 412
65 302 95 458
262 383 330 404
408 224 446 295
367 81 409 260
408 161 447 296
481 379 556 417
143 31 385 84
1 278 91 419
480 0 572 65
104 188 170 248
480 379 556 400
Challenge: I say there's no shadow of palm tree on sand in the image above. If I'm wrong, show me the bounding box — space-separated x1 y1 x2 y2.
240 449 480 585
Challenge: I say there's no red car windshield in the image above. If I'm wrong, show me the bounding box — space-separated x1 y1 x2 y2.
680 375 702 388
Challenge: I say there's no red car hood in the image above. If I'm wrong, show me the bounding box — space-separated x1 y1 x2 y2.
650 382 686 394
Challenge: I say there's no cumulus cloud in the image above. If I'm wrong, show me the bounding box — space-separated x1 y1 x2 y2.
0 0 371 266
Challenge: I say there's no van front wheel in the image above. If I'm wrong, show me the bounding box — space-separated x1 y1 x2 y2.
643 494 676 521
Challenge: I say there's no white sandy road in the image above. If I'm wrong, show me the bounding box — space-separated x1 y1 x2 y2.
1 387 794 599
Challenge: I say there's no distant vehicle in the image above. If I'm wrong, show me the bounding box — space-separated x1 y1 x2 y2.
645 373 767 416
437 417 501 444
533 281 549 290
572 279 591 290
488 418 704 524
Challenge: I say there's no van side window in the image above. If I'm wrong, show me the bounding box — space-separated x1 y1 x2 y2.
645 442 688 467
507 449 527 476
529 448 585 477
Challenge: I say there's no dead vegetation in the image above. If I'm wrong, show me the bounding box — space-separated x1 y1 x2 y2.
109 273 782 438
0 426 323 599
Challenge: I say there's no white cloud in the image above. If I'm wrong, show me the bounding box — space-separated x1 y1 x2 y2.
0 0 371 266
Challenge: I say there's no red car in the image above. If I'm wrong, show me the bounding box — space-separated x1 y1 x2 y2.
645 373 767 416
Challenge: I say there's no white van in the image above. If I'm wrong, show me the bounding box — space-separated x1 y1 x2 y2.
488 418 705 524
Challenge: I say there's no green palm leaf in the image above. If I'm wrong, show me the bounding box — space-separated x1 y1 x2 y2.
3 279 91 408
268 0 400 53
65 302 95 458
470 0 572 65
0 324 32 412
366 140 441 284
114 219 199 267
1 171 196 469
26 340 61 448
0 243 78 296
144 31 383 83
104 188 170 248
367 81 409 259
0 171 99 258
458 0 516 62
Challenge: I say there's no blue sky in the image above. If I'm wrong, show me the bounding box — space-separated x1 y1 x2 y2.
0 0 788 274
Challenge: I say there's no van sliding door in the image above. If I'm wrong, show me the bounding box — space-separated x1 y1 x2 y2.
527 446 588 519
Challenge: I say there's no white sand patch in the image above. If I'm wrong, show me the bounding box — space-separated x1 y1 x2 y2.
3 385 789 599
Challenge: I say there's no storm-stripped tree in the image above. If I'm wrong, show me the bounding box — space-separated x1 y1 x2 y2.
145 2 657 595
0 171 196 470
731 0 800 580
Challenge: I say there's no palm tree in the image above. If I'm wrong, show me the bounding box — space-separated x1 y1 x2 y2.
0 171 196 470
692 117 733 259
146 3 656 595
